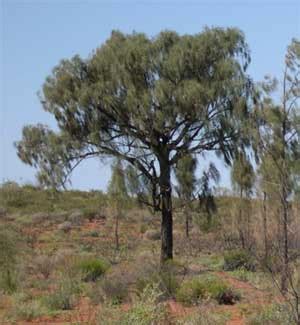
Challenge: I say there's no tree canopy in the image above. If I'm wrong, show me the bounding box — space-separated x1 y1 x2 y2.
16 28 253 262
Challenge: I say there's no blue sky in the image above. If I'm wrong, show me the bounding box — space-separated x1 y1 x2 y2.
1 0 300 191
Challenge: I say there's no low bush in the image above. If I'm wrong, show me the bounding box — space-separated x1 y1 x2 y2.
175 278 206 305
246 304 293 325
176 275 240 306
78 258 110 282
144 230 161 241
6 292 45 321
68 210 84 225
31 212 49 224
34 254 55 279
119 284 168 325
58 221 72 233
101 275 130 305
224 249 256 271
0 226 20 293
139 224 148 234
176 307 230 324
89 265 133 305
7 299 45 321
43 278 81 311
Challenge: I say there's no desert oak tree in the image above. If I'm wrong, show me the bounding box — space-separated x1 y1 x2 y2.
16 28 253 263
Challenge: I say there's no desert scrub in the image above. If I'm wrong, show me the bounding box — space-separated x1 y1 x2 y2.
78 257 110 281
95 284 168 324
89 265 133 305
176 307 230 324
224 249 256 271
0 226 21 293
43 278 82 311
6 292 46 321
175 277 205 305
176 275 240 306
246 304 294 325
196 254 224 271
100 268 133 304
33 254 56 279
134 258 181 298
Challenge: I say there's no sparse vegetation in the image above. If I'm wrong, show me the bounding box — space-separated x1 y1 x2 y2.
1 18 300 325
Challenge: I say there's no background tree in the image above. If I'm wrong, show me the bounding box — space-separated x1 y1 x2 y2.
174 153 197 237
256 39 300 296
107 159 128 251
197 162 220 230
231 151 255 249
16 28 253 263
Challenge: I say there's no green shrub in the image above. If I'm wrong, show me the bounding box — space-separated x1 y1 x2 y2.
88 230 100 237
134 258 181 298
176 308 230 324
94 284 168 325
82 208 99 221
175 278 206 305
120 284 168 325
224 249 256 271
176 275 240 306
246 304 294 325
139 224 148 234
7 299 45 321
78 258 110 281
0 226 20 293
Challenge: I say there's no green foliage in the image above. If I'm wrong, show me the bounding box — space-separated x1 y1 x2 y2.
78 258 110 282
176 308 230 324
0 182 106 216
7 293 46 321
108 160 128 201
176 275 239 306
231 152 254 195
175 153 197 200
224 249 256 271
175 278 206 305
95 284 168 325
0 226 20 293
246 304 294 325
119 284 168 325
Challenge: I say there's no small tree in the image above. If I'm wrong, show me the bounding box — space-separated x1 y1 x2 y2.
197 163 220 230
256 38 300 308
175 153 197 237
231 151 255 249
107 159 128 250
16 28 253 263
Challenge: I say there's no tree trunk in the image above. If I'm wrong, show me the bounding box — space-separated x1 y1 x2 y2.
281 193 289 293
185 205 189 238
159 156 173 264
238 188 245 249
262 191 268 259
115 212 120 251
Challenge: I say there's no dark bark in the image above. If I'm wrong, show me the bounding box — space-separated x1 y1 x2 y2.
159 155 173 263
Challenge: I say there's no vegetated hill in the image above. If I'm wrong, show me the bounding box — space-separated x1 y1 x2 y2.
0 183 295 324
